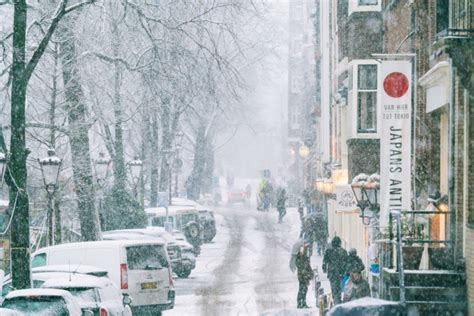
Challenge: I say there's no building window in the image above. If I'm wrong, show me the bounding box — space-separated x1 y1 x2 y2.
436 0 449 34
358 0 378 5
357 64 377 133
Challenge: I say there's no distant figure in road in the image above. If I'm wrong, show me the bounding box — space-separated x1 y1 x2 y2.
295 242 314 308
343 267 370 302
323 236 348 305
276 188 287 223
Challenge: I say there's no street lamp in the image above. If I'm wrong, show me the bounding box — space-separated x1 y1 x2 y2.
323 179 334 195
94 152 110 185
128 156 143 198
351 173 380 225
38 148 62 245
315 178 324 192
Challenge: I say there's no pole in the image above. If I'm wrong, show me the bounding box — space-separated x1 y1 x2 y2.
174 171 179 197
395 212 406 304
47 193 53 246
53 192 61 245
168 167 172 206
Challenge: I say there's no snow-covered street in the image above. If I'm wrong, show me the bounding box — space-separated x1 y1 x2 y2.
166 206 329 315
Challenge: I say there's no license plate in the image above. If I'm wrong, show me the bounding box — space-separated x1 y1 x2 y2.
141 282 158 290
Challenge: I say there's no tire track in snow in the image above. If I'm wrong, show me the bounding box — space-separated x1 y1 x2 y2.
197 210 246 315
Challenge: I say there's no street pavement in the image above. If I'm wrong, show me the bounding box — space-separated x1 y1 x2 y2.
164 205 330 316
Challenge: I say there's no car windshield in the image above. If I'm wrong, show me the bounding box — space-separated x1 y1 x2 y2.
3 296 69 316
127 245 168 270
151 216 172 227
181 214 197 225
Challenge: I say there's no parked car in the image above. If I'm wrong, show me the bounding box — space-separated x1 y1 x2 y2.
146 205 202 252
1 288 85 316
1 265 109 300
102 230 182 273
31 240 175 315
227 188 248 204
198 210 216 243
171 198 217 243
102 228 196 278
42 274 132 316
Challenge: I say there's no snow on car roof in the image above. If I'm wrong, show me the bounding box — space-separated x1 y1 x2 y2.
32 240 166 257
0 308 23 315
104 228 175 242
5 288 74 299
41 274 111 289
32 264 108 277
145 204 198 216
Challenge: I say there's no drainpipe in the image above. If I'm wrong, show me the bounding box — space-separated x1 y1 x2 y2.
448 58 457 260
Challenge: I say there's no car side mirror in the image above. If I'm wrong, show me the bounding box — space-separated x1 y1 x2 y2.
82 310 94 316
123 293 133 306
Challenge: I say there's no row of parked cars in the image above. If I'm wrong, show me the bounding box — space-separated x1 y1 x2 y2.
0 198 217 315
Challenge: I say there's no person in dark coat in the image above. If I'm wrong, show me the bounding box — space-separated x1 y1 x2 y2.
343 267 370 302
323 236 348 305
345 248 365 275
276 188 287 223
295 242 314 308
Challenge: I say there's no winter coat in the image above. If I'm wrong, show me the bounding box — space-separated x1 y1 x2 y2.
323 243 348 280
276 192 287 209
345 254 365 274
343 277 370 302
295 248 314 284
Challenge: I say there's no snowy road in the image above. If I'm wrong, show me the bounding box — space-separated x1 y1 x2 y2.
164 206 330 316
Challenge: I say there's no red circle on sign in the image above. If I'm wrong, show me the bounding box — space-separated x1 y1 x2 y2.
383 72 409 98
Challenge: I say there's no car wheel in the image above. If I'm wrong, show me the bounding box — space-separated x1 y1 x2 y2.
176 268 192 278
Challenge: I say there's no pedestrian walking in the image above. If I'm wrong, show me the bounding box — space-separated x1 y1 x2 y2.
345 248 365 274
295 242 314 308
342 267 370 302
276 188 287 223
322 236 348 305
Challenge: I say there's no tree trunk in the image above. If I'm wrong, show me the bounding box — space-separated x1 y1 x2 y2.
9 0 31 290
189 123 207 200
149 106 159 206
111 24 127 192
159 99 171 192
202 143 214 194
58 15 100 241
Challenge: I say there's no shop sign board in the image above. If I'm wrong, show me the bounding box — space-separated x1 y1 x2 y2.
379 60 412 227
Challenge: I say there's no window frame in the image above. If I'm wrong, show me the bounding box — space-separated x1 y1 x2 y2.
350 60 380 138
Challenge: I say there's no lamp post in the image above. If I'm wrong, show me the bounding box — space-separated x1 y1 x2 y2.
128 156 143 199
94 152 110 229
351 173 380 225
162 148 174 205
38 148 62 245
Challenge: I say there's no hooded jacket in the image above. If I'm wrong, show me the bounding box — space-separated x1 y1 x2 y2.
323 237 348 279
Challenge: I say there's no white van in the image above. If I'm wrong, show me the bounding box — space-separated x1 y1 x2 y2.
31 240 175 315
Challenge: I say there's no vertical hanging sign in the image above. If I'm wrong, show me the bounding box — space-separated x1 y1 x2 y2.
379 60 412 227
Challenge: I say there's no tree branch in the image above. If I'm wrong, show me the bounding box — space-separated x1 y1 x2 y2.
23 0 95 84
